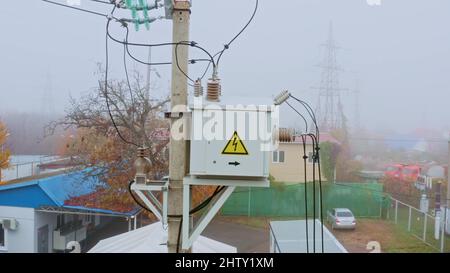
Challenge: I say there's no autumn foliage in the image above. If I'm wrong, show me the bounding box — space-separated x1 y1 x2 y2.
55 68 215 215
0 121 11 182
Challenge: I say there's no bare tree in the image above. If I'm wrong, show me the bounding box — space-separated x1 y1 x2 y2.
48 66 170 181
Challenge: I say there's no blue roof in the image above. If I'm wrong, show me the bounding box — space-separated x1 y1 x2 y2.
0 171 137 216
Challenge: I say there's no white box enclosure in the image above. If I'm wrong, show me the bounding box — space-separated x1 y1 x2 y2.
189 104 275 179
181 103 276 250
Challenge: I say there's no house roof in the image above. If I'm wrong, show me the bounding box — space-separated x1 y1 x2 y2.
88 222 237 253
269 219 347 253
289 133 341 145
0 171 138 216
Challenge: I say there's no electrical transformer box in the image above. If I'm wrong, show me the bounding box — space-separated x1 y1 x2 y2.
189 104 275 178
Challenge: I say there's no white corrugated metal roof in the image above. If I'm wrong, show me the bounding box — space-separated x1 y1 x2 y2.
88 222 237 253
269 219 347 253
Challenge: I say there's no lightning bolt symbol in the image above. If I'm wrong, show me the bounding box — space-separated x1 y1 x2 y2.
232 137 238 151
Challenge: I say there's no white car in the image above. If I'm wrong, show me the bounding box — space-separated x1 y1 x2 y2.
327 208 356 230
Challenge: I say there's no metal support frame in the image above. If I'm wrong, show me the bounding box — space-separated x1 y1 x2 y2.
181 175 269 250
131 181 169 226
182 184 235 250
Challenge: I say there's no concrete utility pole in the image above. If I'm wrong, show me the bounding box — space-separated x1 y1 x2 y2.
168 0 191 253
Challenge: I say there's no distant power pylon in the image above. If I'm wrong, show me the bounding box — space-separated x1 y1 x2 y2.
41 73 55 119
313 22 347 132
353 78 361 132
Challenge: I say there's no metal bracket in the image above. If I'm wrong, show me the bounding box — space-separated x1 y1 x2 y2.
164 111 184 119
180 176 268 250
181 177 237 250
131 181 169 226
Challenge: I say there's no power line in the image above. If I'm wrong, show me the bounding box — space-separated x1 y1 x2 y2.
107 19 217 82
105 14 140 147
175 42 195 83
300 134 310 253
88 0 115 5
290 110 324 253
42 0 117 19
308 133 324 253
286 101 308 133
281 95 324 252
216 0 259 67
123 41 135 112
123 23 210 67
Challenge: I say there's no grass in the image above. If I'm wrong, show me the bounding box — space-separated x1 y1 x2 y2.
383 222 436 253
219 215 438 253
387 204 449 252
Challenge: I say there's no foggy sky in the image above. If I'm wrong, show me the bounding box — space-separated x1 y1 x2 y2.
0 0 449 134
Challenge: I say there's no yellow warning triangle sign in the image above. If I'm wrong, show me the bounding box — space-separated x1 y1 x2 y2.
222 131 249 155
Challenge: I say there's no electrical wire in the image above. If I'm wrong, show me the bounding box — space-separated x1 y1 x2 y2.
44 0 220 93
200 59 213 80
128 181 225 217
105 14 140 148
108 19 216 81
42 0 116 18
216 0 259 67
290 94 320 142
300 134 310 253
174 41 217 84
175 42 195 83
88 0 114 5
286 101 308 133
308 134 317 253
177 218 182 253
128 181 225 252
198 50 222 81
123 42 135 108
308 133 324 253
123 24 172 66
175 186 224 252
285 95 324 253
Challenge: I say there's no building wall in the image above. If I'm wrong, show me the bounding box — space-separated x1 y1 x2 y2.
0 206 35 253
34 211 58 253
269 143 324 183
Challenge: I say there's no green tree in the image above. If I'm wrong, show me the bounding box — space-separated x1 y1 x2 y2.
331 112 363 182
319 141 339 182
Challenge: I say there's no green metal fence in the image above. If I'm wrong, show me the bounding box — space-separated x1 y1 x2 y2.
222 182 390 218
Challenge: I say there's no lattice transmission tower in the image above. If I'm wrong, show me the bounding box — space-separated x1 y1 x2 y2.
314 22 347 132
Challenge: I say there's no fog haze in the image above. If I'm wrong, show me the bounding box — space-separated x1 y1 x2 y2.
1 0 449 134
